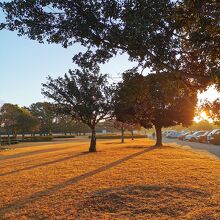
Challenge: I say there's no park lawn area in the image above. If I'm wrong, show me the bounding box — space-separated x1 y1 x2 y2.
0 138 220 219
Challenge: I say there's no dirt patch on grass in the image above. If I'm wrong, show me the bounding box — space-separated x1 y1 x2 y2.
77 185 213 219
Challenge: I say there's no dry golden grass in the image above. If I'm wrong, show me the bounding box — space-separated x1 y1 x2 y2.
0 138 219 219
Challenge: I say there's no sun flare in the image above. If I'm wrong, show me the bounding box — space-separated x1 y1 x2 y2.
194 111 213 123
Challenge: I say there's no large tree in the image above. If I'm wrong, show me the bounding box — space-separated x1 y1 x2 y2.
1 1 219 87
17 108 40 138
0 103 21 137
28 102 56 135
0 103 40 138
114 71 197 146
42 68 113 152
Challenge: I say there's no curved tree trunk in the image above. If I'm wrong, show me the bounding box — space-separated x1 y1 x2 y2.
155 124 163 147
89 127 96 152
121 127 124 143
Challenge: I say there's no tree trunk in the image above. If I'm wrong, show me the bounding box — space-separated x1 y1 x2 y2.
7 132 11 145
89 127 96 152
155 124 163 147
121 127 124 143
13 132 17 138
131 130 134 140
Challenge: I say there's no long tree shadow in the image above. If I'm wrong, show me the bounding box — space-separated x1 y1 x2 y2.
0 151 72 170
75 185 212 219
0 145 81 162
0 146 156 217
0 152 89 177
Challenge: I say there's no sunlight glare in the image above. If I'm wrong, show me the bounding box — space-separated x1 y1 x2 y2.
194 111 213 123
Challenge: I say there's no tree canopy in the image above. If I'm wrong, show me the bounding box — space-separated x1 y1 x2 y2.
0 103 40 137
28 102 56 135
202 99 220 125
42 68 114 152
1 0 219 88
114 71 197 146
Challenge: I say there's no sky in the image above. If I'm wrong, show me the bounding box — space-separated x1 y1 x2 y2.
0 28 136 107
0 8 219 108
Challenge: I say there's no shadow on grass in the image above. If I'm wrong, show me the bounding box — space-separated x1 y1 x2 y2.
0 152 89 177
0 151 73 170
76 185 211 219
0 145 81 162
123 145 173 150
123 145 150 149
0 146 156 217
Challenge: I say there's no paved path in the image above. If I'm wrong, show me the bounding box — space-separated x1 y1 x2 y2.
163 138 220 159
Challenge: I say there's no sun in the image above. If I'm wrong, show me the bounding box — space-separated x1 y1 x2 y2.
200 111 207 118
194 111 213 123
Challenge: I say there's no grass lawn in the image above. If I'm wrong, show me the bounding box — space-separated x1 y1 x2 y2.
0 138 220 219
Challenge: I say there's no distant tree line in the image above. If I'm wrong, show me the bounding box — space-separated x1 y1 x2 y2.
0 102 91 138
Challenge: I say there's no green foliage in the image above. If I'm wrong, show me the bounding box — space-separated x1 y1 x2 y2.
114 71 198 146
1 1 219 87
0 103 40 136
42 68 114 152
28 102 56 135
115 71 197 128
42 68 113 128
189 120 216 131
53 115 90 135
202 99 220 125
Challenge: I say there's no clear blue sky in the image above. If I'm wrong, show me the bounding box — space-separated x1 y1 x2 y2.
0 10 135 107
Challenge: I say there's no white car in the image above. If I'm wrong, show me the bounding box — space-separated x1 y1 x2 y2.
163 130 176 137
166 131 181 138
184 131 206 141
207 129 220 143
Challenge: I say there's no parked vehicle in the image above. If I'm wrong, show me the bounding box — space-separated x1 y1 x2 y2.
207 129 220 143
198 131 211 143
178 131 190 140
184 131 206 142
163 130 176 137
210 134 220 145
166 131 181 139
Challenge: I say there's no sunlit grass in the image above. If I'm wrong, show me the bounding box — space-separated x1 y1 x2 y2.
0 138 219 219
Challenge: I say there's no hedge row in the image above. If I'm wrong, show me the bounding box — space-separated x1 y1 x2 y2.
20 136 54 142
53 135 76 138
89 135 148 139
0 137 19 146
